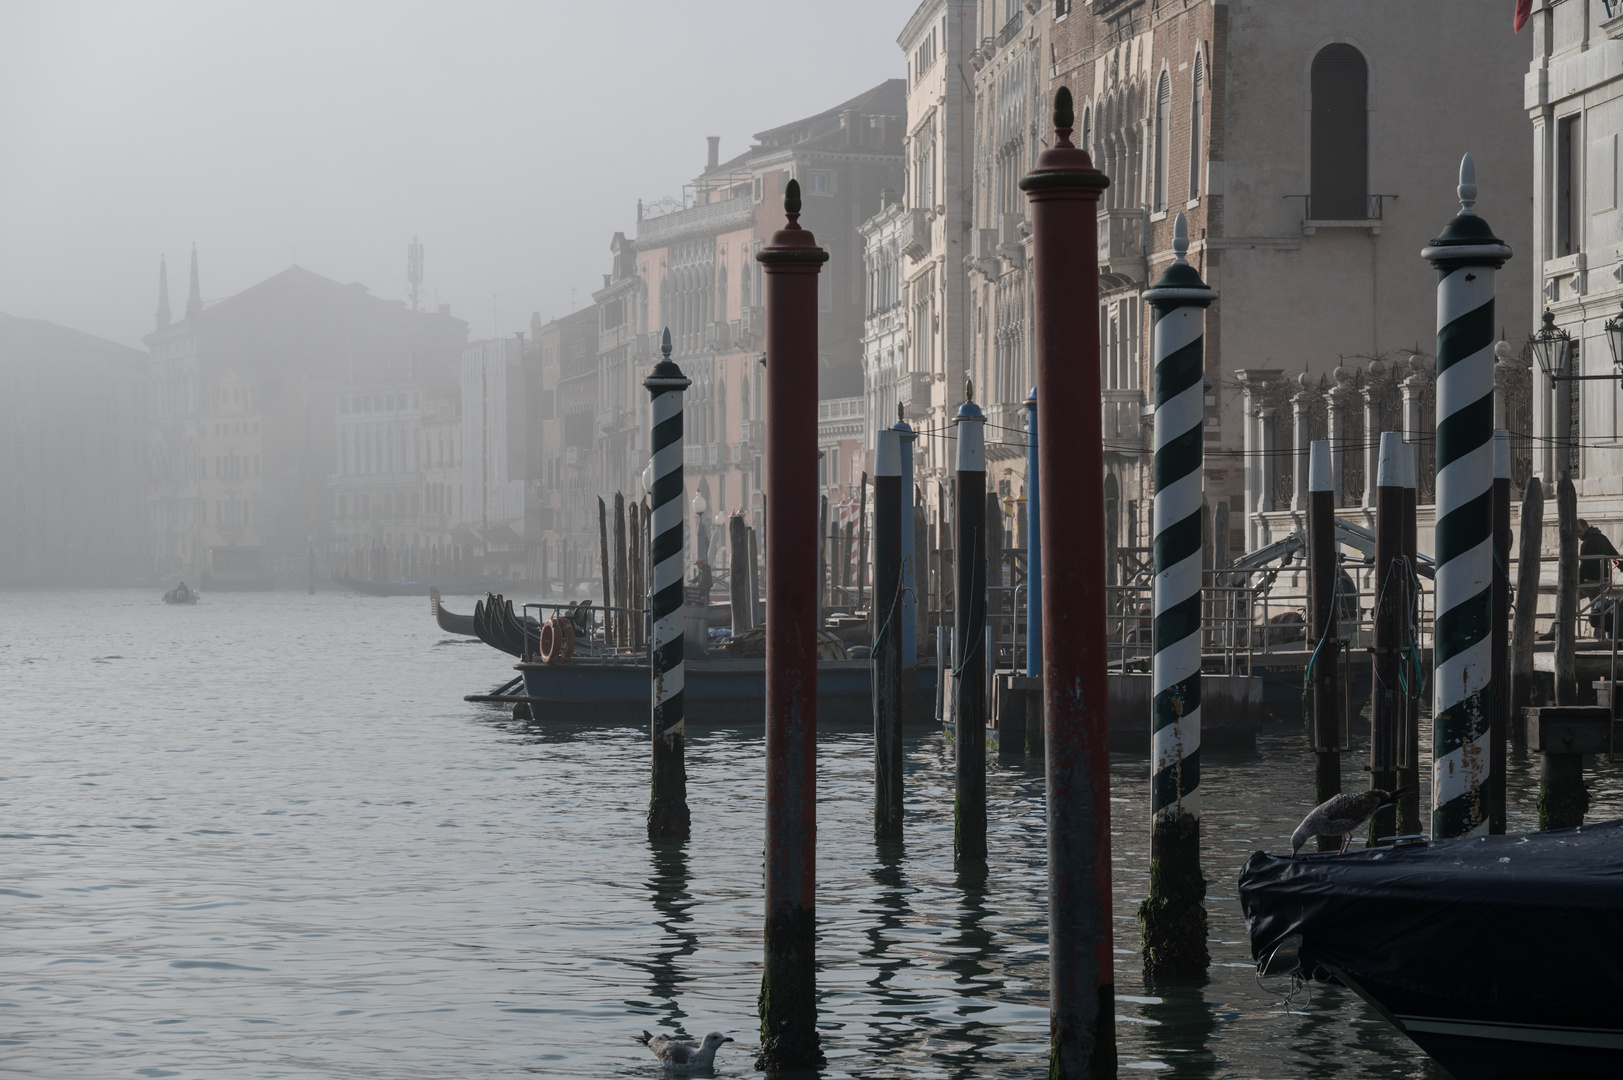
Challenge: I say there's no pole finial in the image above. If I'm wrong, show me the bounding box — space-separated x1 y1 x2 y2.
897 401 904 422
965 378 975 404
1458 152 1478 216
1053 86 1074 149
785 178 802 226
1172 211 1189 264
661 326 672 358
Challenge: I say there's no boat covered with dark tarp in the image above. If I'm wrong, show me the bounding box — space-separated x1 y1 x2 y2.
1238 819 1623 1077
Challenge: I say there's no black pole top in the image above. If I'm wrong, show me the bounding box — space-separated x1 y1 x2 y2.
1144 212 1216 311
644 326 691 392
1422 154 1512 271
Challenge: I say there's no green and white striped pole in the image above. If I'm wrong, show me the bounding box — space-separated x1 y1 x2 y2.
645 327 692 842
1421 154 1511 839
1139 212 1215 981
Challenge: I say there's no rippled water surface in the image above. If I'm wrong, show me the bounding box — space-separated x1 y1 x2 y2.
5 589 1621 1078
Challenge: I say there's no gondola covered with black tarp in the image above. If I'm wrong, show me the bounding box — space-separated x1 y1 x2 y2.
1238 819 1623 1077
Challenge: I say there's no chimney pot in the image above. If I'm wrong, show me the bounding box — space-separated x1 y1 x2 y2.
706 136 720 169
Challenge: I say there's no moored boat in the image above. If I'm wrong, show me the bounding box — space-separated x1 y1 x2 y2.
162 583 199 604
429 588 476 636
1239 819 1623 1077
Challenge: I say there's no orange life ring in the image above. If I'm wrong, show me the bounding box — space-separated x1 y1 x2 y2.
539 617 575 664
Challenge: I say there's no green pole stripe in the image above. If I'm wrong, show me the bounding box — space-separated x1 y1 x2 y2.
1434 690 1492 757
651 525 683 567
1151 750 1200 808
651 471 683 507
1153 336 1203 408
1153 674 1202 731
1435 299 1496 376
1431 789 1484 837
651 412 682 450
1434 488 1493 566
1153 425 1203 491
1153 592 1203 654
1434 587 1491 668
651 579 684 620
1151 507 1202 572
1435 392 1495 474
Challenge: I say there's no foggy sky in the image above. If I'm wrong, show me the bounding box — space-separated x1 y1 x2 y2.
0 1 917 348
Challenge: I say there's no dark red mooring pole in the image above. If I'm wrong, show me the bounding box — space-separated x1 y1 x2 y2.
754 179 827 1071
1020 87 1116 1076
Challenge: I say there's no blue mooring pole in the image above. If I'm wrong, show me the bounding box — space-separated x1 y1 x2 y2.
1422 153 1511 839
645 327 692 842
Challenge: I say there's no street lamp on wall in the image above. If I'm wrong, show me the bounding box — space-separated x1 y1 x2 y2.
1529 308 1574 384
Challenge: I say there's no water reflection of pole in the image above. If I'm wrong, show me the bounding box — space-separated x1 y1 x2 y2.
859 841 913 1056
635 842 697 1034
1137 983 1218 1080
940 862 1000 1080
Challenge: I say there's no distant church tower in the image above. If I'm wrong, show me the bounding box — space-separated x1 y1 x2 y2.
155 254 171 330
186 244 203 320
407 236 424 312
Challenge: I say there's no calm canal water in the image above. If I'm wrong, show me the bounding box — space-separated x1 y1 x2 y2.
5 589 1620 1078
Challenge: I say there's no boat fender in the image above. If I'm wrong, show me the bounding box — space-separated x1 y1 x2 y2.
540 617 576 664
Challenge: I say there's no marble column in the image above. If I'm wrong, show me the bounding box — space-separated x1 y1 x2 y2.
1235 368 1281 551
1257 405 1277 545
1327 366 1352 506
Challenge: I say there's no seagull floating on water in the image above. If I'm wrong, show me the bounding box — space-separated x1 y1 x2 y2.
1291 788 1409 856
634 1030 734 1070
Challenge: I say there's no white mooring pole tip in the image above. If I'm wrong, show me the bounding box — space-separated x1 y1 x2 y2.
1172 212 1189 263
1458 153 1478 216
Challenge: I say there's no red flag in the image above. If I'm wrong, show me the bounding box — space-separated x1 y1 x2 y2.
1514 0 1532 33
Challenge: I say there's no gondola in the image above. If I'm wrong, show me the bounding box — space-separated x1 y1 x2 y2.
162 583 199 604
1239 820 1623 1078
430 587 476 637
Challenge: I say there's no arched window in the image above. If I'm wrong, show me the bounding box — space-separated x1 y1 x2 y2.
1153 70 1171 212
1189 53 1204 201
717 265 728 322
1310 44 1368 219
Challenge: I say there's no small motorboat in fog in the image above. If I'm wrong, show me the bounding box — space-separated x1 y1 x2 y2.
162 583 199 604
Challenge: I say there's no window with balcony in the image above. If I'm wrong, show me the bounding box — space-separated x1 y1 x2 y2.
1153 70 1171 213
1309 44 1368 220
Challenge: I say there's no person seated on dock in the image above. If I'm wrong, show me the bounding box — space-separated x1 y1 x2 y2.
1577 519 1619 635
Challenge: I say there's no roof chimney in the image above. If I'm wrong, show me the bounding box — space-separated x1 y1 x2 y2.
706 136 720 170
842 109 858 147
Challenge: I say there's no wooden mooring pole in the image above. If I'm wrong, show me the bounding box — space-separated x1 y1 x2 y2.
1556 473 1579 705
1490 430 1512 833
1307 440 1341 849
1023 387 1044 758
953 384 988 866
1139 211 1213 982
1020 86 1118 1075
754 180 827 1071
1369 432 1405 845
873 426 904 841
598 496 612 644
1398 443 1422 836
1511 476 1544 724
729 514 751 634
644 329 691 842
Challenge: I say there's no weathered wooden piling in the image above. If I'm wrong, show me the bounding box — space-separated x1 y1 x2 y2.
817 494 828 624
1020 86 1118 1074
1423 154 1509 839
747 525 761 630
1023 387 1044 759
1139 211 1213 982
729 514 751 634
1398 443 1422 836
754 180 827 1070
1307 440 1341 850
872 426 904 841
1556 474 1579 704
1369 432 1405 846
1490 430 1512 833
644 328 691 843
615 492 629 645
953 384 989 866
858 471 869 611
1511 476 1545 723
598 496 613 644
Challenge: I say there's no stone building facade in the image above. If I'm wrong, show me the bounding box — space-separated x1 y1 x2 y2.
1050 0 1533 567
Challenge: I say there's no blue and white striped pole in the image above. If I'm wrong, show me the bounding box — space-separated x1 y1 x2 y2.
1421 154 1512 839
645 327 692 841
1140 212 1215 979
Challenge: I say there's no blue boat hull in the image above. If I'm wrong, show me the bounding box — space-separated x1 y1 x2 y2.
515 658 938 725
